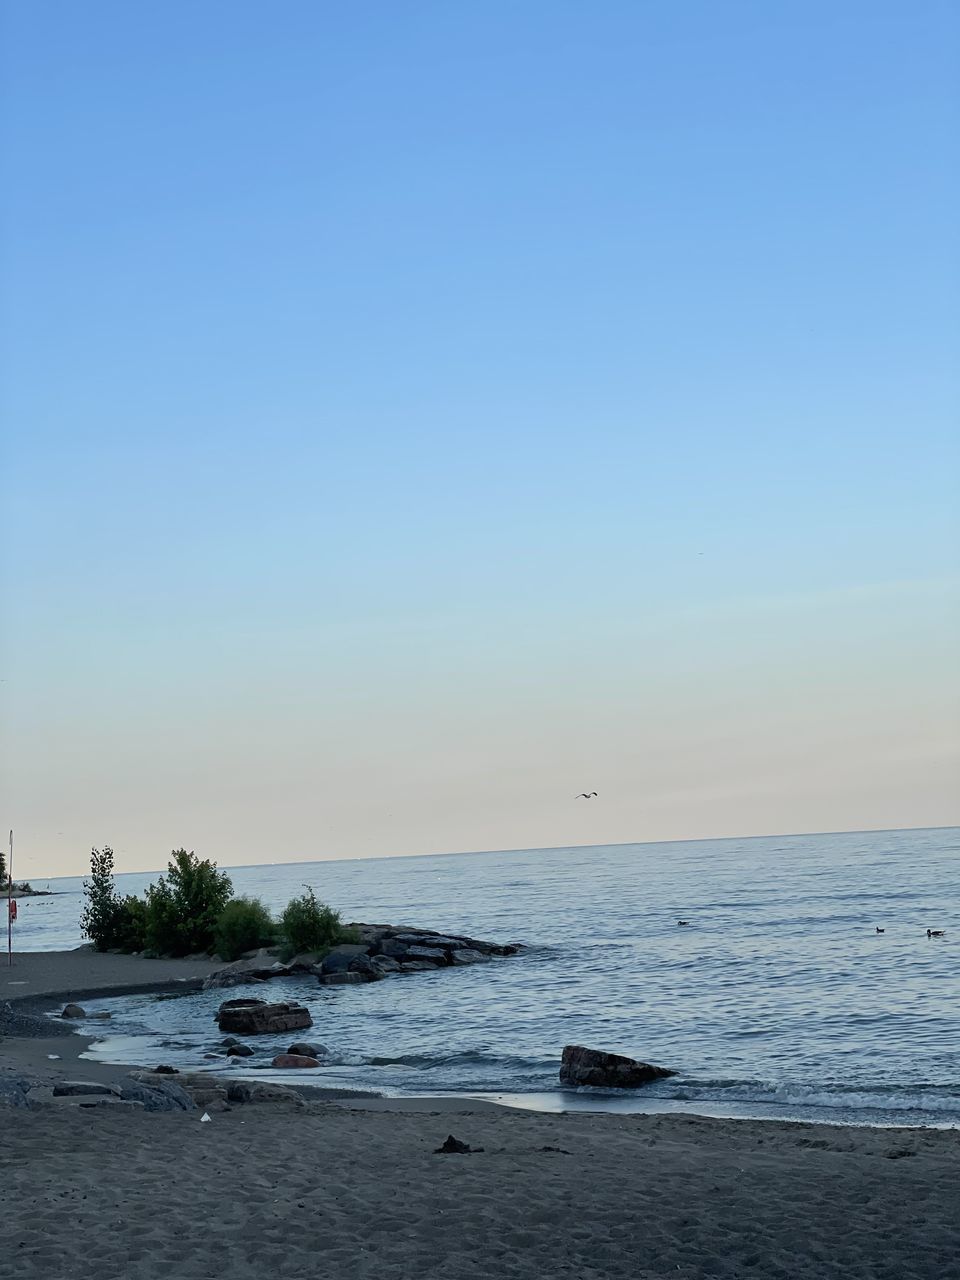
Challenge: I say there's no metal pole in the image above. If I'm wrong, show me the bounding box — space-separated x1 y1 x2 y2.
7 830 12 966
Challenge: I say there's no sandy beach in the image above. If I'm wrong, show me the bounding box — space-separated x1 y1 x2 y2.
2 951 958 1280
3 1091 958 1280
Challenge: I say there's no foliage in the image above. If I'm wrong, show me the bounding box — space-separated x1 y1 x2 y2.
79 846 131 951
279 886 351 957
213 896 277 961
117 894 148 951
143 849 233 957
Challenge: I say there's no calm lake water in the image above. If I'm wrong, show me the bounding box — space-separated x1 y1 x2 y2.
17 827 960 1126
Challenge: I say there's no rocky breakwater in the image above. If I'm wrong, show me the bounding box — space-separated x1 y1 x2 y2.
202 923 523 991
317 925 520 985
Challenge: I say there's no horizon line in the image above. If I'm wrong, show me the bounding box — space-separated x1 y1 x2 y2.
27 822 960 883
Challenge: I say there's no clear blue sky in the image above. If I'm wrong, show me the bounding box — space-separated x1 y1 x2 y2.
1 1 958 875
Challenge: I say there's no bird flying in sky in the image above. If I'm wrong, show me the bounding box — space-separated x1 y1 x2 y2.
575 792 598 799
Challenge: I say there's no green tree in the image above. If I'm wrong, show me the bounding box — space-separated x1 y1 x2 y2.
80 846 127 950
144 849 233 956
279 886 350 957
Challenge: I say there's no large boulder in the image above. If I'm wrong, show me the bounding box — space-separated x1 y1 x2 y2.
377 938 409 958
202 954 294 990
217 999 312 1035
404 946 447 964
0 1078 33 1108
393 933 465 949
60 1004 86 1019
287 1041 328 1058
319 944 371 975
370 955 401 974
226 1080 305 1107
52 1080 121 1098
272 1054 321 1069
559 1045 676 1089
119 1080 195 1112
450 948 487 965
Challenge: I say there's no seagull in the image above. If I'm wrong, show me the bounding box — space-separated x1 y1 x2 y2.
876 927 884 933
575 792 598 799
677 919 690 927
927 929 945 938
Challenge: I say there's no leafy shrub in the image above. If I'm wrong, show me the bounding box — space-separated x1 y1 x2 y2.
143 849 233 957
117 894 148 952
213 897 276 961
80 846 128 951
279 887 350 957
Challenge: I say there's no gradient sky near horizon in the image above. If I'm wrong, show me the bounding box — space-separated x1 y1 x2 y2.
1 1 958 879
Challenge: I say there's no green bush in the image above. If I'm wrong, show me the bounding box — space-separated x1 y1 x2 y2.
143 849 233 957
117 894 148 952
213 897 276 961
279 887 350 957
80 846 128 951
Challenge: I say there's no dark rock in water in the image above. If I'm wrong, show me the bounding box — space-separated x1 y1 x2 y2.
272 1054 321 1069
220 1036 242 1048
217 999 312 1035
153 1064 179 1074
399 960 437 972
377 938 409 958
288 1041 328 1058
394 933 463 949
434 1134 484 1154
226 1043 255 1057
87 1011 112 1021
53 1080 121 1098
450 948 487 965
319 944 371 974
318 972 367 985
370 955 401 974
404 946 447 964
348 955 383 980
559 1045 676 1089
226 1080 305 1107
60 1004 86 1019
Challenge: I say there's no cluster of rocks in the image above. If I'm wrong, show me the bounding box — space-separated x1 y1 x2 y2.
202 924 522 991
0 1069 308 1112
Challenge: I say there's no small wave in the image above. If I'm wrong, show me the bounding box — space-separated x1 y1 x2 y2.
666 1078 960 1116
368 1051 547 1071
